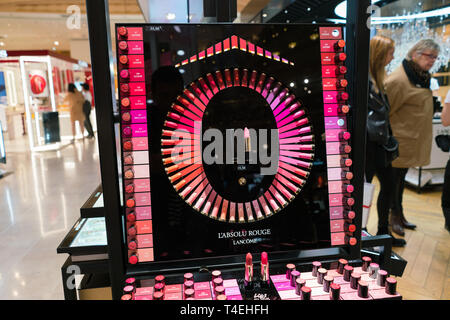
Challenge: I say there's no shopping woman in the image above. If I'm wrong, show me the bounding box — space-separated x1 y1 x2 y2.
442 90 450 232
365 35 405 246
64 83 85 141
385 39 440 236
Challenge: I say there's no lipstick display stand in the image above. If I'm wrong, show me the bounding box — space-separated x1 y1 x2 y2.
65 0 409 302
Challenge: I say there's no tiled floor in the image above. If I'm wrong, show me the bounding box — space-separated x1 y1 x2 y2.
0 135 101 299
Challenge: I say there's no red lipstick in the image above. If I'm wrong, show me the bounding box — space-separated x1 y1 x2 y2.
260 251 269 287
244 252 254 290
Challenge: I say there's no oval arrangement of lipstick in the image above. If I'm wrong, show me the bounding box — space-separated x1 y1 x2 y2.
160 69 315 223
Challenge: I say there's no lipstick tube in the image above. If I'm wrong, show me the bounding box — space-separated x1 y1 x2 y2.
213 277 223 289
184 288 195 299
261 77 274 98
123 285 135 296
312 261 321 277
197 77 214 99
214 286 225 297
184 280 194 289
267 82 281 104
334 39 346 51
184 272 194 283
229 202 236 223
233 68 240 86
215 70 226 90
128 239 137 250
118 26 128 38
216 294 227 300
341 169 353 180
155 275 165 286
369 263 379 279
249 70 258 89
252 200 264 220
344 210 356 220
154 282 165 293
260 252 270 287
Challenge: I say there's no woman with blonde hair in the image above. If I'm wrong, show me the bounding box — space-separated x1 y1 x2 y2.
385 39 440 236
365 35 405 246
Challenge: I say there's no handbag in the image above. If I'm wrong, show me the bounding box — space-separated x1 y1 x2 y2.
435 135 450 152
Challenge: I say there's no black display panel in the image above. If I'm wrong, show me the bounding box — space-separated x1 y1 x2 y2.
116 24 355 265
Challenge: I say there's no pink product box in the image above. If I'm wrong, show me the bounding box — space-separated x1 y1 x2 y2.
322 65 338 77
124 164 150 179
319 27 342 39
324 117 347 130
331 232 345 246
323 91 340 104
123 27 143 41
320 40 339 52
132 179 151 193
136 234 153 248
323 78 338 91
135 286 153 296
311 286 328 297
129 82 146 96
325 129 346 142
329 206 344 219
127 151 149 164
126 41 144 54
129 96 146 109
134 193 151 206
328 180 343 193
129 68 145 82
227 295 243 300
135 206 152 220
324 104 343 117
128 55 145 68
330 219 345 232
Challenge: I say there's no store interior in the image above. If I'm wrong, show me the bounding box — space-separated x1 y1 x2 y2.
0 0 448 301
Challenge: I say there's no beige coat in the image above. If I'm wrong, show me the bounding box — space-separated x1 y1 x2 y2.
385 65 433 168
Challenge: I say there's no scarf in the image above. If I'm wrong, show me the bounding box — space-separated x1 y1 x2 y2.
402 59 431 89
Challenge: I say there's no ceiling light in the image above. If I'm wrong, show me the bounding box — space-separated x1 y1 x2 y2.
304 79 309 84
177 50 185 56
166 13 176 20
0 42 4 46
262 13 267 18
54 41 59 46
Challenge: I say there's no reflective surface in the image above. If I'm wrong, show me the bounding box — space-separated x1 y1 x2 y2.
0 135 100 299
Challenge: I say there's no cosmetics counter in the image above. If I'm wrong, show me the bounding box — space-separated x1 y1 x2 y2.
73 0 409 303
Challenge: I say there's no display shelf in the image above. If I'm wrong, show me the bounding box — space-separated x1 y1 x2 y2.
80 184 105 218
